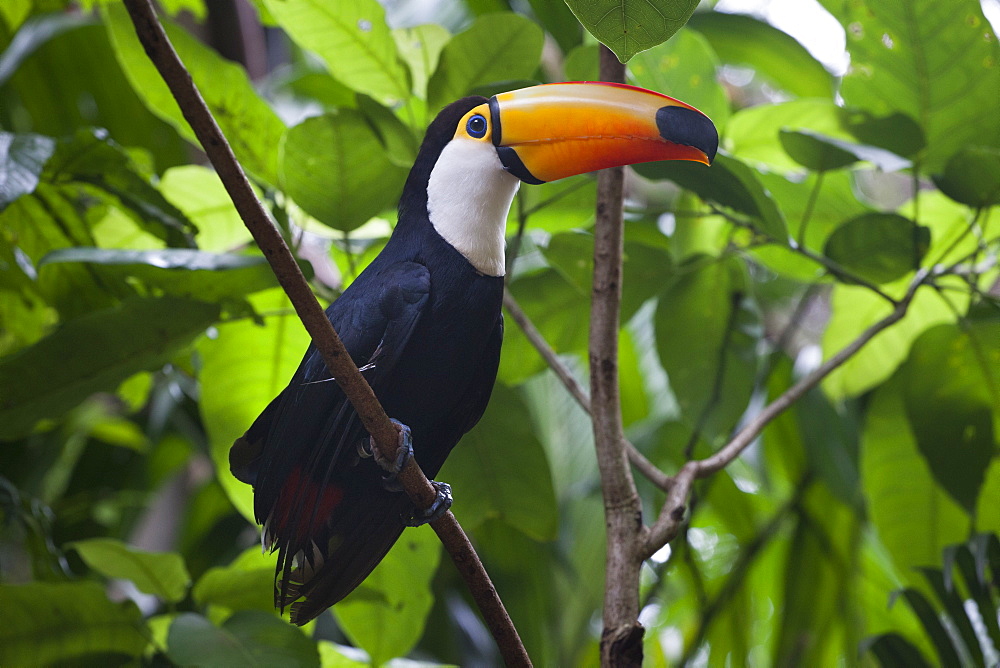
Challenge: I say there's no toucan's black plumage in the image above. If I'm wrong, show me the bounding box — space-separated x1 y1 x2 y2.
231 97 505 623
231 83 718 624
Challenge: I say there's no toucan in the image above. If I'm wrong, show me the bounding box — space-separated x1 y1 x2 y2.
230 82 718 625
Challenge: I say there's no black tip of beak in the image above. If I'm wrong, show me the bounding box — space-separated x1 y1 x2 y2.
656 106 719 164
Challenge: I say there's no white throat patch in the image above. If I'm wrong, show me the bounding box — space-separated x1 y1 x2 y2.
426 137 520 276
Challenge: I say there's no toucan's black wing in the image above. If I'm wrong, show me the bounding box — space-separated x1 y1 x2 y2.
229 260 430 621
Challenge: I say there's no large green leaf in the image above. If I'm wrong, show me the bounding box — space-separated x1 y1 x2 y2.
42 128 197 247
427 13 543 111
0 131 55 209
38 247 288 302
862 375 970 581
0 581 147 665
932 145 1000 209
822 0 1000 171
159 165 254 252
193 547 278 613
628 28 730 129
2 20 188 172
901 321 1000 513
823 213 930 285
439 383 557 540
198 288 311 522
391 24 450 100
280 111 408 232
102 4 285 185
563 0 699 62
333 525 440 666
636 154 788 240
822 279 964 400
69 538 191 603
654 256 760 443
725 99 851 173
0 296 219 439
263 0 410 106
167 612 319 667
780 129 911 173
687 11 834 99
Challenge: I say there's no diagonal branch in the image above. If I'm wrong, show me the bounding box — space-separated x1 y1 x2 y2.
502 289 671 491
120 1 529 664
639 269 930 558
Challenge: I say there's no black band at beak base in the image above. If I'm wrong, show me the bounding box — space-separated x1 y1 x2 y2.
496 146 545 184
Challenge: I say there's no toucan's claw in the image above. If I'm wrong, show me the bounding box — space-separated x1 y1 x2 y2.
373 419 413 491
406 481 453 527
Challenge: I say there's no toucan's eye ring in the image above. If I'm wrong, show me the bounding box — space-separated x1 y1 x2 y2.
466 114 488 139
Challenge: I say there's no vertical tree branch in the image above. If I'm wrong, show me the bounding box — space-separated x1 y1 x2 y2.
120 1 529 664
592 45 645 667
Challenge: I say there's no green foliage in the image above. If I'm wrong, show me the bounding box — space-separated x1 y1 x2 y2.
1 0 998 666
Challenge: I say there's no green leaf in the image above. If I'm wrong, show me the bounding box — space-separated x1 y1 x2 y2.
159 165 253 252
822 280 962 400
427 13 543 110
193 547 278 613
355 95 420 167
635 154 788 240
654 257 760 443
280 111 408 232
440 383 557 540
500 268 589 384
563 43 600 82
823 213 929 284
524 0 582 53
780 129 911 173
686 12 833 99
263 0 410 106
895 589 963 667
334 525 440 666
45 128 197 247
628 28 730 130
826 0 1000 171
842 109 926 159
725 99 851 173
0 296 219 439
167 612 319 667
932 145 1000 209
69 538 191 602
198 288 311 522
391 24 450 99
779 128 858 172
0 581 147 665
103 4 285 185
862 375 969 582
862 633 934 667
0 131 55 209
901 322 999 512
38 247 288 302
563 0 699 62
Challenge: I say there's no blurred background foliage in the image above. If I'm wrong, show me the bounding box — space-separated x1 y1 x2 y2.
1 0 999 665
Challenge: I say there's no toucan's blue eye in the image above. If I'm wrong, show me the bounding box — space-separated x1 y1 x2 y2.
466 114 488 138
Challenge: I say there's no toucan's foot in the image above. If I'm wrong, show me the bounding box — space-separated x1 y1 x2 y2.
406 481 452 527
372 419 413 492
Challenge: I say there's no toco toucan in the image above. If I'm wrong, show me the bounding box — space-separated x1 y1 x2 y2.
230 82 718 624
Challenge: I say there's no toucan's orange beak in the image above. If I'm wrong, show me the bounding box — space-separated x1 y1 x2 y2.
489 82 718 184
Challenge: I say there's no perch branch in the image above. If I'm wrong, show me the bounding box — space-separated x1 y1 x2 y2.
120 1 529 664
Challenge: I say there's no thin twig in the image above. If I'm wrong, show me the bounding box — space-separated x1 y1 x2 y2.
640 269 930 558
502 290 672 491
120 1 529 663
